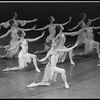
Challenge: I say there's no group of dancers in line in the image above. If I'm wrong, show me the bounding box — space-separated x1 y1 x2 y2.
0 12 100 88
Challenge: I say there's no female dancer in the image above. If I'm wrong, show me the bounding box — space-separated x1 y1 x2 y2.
68 13 100 55
2 31 45 72
52 24 85 65
70 18 100 58
0 12 38 29
0 18 37 59
27 38 78 88
33 16 72 53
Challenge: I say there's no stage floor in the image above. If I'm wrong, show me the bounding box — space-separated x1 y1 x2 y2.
0 43 100 98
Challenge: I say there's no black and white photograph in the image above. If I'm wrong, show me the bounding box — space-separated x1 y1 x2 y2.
0 1 100 98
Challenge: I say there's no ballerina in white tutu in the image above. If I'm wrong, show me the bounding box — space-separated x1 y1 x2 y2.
2 31 45 72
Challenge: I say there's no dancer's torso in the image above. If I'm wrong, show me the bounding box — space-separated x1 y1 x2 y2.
21 39 28 53
48 24 56 38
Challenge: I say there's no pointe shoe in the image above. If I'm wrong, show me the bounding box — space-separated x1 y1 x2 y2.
34 50 39 54
36 69 41 73
98 54 100 58
65 83 69 88
2 67 10 71
97 64 100 66
27 82 35 88
71 61 75 65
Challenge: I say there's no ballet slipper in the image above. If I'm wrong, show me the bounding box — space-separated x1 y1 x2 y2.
65 83 69 88
97 64 100 66
71 61 75 65
27 82 36 88
2 67 10 71
98 54 100 58
36 69 41 73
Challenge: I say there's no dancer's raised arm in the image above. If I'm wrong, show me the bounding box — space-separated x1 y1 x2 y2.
58 43 78 52
26 31 45 42
68 21 81 31
64 28 86 36
39 50 51 62
25 18 38 23
32 24 49 31
90 17 100 23
91 26 100 29
7 39 22 51
0 29 11 39
17 25 36 32
60 17 72 26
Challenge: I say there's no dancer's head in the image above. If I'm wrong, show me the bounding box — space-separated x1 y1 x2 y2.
79 13 87 20
84 18 91 26
48 16 55 23
13 12 18 20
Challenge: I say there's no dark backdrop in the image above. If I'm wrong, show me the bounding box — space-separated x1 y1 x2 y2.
0 2 100 46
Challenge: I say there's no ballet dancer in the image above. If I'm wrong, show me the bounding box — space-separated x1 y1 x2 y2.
27 38 78 88
2 30 45 72
0 18 37 59
70 18 100 58
68 13 100 56
0 12 38 29
33 16 72 53
53 24 86 65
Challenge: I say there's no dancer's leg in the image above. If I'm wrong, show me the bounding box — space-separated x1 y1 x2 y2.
2 57 24 71
27 81 50 88
94 41 100 58
54 67 69 88
31 54 41 72
69 49 75 65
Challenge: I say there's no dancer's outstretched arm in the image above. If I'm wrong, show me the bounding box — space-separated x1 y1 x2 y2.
60 17 72 26
32 24 49 31
7 40 21 51
39 50 52 62
68 21 81 31
17 25 36 32
91 26 100 30
0 29 11 39
26 31 45 42
58 43 78 52
90 17 100 23
65 27 87 36
25 18 38 23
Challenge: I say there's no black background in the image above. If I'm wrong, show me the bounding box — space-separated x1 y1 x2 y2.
0 1 100 45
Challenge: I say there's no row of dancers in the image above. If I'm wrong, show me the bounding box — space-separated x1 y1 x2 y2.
0 12 100 88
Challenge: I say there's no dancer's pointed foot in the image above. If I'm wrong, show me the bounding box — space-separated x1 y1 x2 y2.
98 54 100 58
36 68 41 73
65 83 69 88
27 82 36 88
34 50 39 54
97 64 100 66
71 61 75 65
2 67 10 71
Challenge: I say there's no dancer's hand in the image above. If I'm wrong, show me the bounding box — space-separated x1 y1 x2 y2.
69 17 72 21
0 45 3 49
41 31 45 37
97 32 100 34
37 58 40 62
68 28 72 31
33 17 38 21
33 25 37 29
